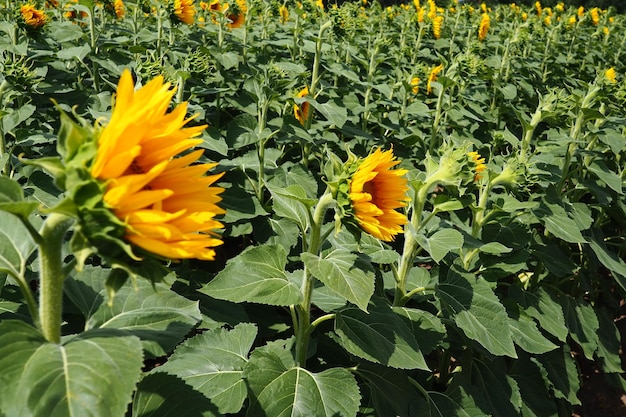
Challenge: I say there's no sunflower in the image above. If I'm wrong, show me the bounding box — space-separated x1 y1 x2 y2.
605 67 616 83
468 151 487 182
478 12 489 41
20 4 48 29
293 86 310 126
410 77 420 94
174 0 195 24
114 0 124 18
426 63 444 94
91 70 225 260
279 4 289 23
226 0 247 28
349 148 409 242
432 15 443 39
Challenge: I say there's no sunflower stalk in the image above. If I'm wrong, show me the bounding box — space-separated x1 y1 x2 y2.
88 4 100 93
393 185 428 306
295 192 334 366
38 213 74 344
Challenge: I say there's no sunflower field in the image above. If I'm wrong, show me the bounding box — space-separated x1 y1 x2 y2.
0 0 625 416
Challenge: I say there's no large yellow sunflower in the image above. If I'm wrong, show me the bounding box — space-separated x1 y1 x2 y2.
349 148 409 242
20 4 48 28
91 70 225 260
174 0 196 24
226 0 247 29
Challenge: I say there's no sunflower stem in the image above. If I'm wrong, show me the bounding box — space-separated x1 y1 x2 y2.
38 213 74 344
295 192 334 366
394 186 427 307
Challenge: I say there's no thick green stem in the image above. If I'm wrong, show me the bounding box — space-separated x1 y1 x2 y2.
295 192 334 366
393 187 427 306
38 213 73 343
88 6 100 93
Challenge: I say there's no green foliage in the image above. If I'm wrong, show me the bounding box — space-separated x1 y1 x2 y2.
1 0 625 416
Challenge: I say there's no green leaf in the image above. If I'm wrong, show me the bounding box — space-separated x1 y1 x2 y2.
154 323 256 414
508 286 568 342
64 266 202 357
392 307 446 354
510 353 558 417
0 211 36 280
587 229 626 292
133 373 220 417
534 197 587 244
1 104 35 133
0 321 143 417
200 244 302 306
301 249 375 311
56 44 91 61
414 381 487 417
558 295 599 361
334 298 429 370
310 99 348 128
244 343 360 417
595 307 623 374
356 364 422 417
436 267 517 358
268 184 313 230
532 347 581 406
469 358 523 417
505 301 558 354
417 228 463 263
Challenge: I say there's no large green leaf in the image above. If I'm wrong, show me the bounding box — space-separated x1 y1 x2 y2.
533 194 587 244
504 301 558 354
356 364 422 417
133 373 220 417
587 229 626 292
436 267 517 358
244 342 360 417
595 307 623 374
532 347 581 406
0 176 39 219
508 286 568 342
152 323 257 414
416 228 464 263
200 244 302 306
0 211 36 280
267 184 313 231
334 298 429 370
0 321 143 417
468 358 523 417
510 353 558 417
64 266 202 357
558 295 599 360
392 307 446 354
302 249 375 311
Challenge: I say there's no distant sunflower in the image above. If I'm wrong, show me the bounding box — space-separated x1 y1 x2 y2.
605 67 616 83
427 63 444 94
478 12 489 40
91 70 225 260
226 0 246 28
349 148 409 242
468 151 487 182
279 4 289 23
432 15 443 39
20 4 48 29
174 0 195 24
293 86 310 126
410 77 420 94
114 0 124 18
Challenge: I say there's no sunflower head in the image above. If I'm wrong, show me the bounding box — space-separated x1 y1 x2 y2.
172 0 196 24
37 70 225 294
331 148 409 242
293 86 310 126
19 4 48 29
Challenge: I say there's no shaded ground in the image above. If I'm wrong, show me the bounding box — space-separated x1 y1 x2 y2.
573 314 626 417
